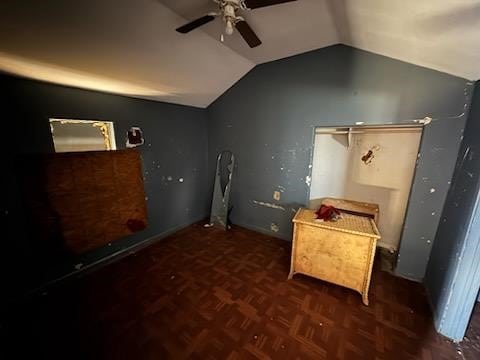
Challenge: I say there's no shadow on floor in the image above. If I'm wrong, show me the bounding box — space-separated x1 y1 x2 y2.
0 223 472 359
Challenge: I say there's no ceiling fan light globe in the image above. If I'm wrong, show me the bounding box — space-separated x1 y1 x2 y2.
225 20 234 35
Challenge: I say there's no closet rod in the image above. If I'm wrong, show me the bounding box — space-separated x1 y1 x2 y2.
315 125 423 135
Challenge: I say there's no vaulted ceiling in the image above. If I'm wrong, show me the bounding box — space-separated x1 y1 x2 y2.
1 0 479 108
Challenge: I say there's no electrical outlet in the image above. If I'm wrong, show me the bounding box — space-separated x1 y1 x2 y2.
273 191 281 201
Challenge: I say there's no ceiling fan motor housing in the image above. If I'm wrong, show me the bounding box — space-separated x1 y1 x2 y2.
177 0 298 47
215 0 245 35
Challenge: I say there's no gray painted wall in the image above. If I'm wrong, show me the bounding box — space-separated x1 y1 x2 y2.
424 81 480 340
2 74 209 299
207 44 472 281
1 44 475 299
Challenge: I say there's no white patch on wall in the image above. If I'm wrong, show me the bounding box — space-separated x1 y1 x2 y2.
273 191 281 201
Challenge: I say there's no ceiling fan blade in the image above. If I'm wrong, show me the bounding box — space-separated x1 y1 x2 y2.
176 15 215 34
244 0 297 10
236 20 262 48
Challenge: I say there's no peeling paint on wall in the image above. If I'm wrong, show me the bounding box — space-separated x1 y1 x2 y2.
126 126 144 148
49 118 116 152
361 145 381 165
424 81 480 341
361 149 374 164
253 200 285 211
305 175 312 187
92 122 114 150
207 45 471 276
3 73 211 300
415 117 432 125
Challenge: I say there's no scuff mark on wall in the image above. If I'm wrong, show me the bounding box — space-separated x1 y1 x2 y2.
461 147 471 167
270 223 280 232
253 200 285 211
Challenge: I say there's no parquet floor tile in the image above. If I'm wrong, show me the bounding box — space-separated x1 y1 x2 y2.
1 223 478 359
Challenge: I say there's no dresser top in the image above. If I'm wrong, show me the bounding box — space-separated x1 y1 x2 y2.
293 208 381 239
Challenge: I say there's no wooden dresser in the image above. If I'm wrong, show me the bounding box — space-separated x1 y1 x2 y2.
289 208 381 305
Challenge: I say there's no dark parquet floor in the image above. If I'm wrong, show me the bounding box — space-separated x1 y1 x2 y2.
1 223 478 359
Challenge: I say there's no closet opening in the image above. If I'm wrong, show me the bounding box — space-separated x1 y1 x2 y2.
309 124 423 269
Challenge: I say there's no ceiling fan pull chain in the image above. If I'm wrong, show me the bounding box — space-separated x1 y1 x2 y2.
220 15 225 43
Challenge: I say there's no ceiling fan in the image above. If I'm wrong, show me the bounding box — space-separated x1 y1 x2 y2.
176 0 298 48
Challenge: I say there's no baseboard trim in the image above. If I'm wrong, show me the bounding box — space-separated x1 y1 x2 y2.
393 271 422 283
234 221 291 241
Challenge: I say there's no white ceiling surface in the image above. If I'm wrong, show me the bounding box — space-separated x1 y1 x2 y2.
160 0 339 64
0 0 254 107
0 1 479 108
333 0 480 81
